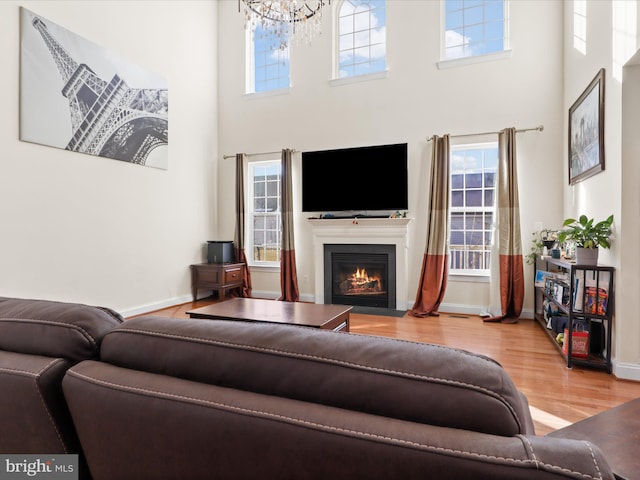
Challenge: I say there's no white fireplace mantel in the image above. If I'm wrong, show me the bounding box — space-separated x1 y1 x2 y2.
308 217 412 310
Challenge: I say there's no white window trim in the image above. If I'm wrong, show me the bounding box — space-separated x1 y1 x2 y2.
246 160 282 269
439 0 511 68
448 141 498 278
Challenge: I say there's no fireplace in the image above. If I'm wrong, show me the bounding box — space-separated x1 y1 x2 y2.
308 217 411 311
324 244 396 309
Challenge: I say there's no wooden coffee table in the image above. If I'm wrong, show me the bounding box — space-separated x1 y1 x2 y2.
547 397 640 480
186 298 352 332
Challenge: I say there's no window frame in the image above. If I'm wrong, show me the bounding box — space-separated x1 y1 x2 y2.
448 141 498 277
334 0 387 80
246 159 282 269
438 0 511 69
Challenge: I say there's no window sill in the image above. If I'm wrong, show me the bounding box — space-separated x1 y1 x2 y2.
329 70 388 87
448 273 490 283
437 50 512 70
244 87 291 99
247 264 280 272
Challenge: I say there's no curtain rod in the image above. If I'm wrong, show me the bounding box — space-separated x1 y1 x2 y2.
427 125 543 142
223 149 297 159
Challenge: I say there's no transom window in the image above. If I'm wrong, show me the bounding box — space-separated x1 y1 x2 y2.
337 0 386 78
449 143 498 275
249 24 290 93
247 160 282 267
443 0 508 61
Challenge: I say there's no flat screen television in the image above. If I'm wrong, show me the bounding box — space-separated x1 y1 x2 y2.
301 143 408 214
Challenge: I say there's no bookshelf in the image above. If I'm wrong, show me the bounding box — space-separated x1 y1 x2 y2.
533 256 614 373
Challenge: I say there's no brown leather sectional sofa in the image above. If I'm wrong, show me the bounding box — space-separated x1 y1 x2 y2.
0 296 616 479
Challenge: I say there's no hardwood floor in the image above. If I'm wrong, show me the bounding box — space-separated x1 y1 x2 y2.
142 298 640 436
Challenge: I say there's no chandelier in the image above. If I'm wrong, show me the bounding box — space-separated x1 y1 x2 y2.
239 0 330 50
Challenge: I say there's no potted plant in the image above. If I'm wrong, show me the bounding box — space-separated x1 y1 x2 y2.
525 229 558 264
557 214 614 265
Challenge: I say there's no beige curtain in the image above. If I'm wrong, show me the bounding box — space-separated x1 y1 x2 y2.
278 149 300 301
484 128 524 323
234 153 252 297
410 135 450 317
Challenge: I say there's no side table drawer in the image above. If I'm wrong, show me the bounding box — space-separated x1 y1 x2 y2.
223 267 243 285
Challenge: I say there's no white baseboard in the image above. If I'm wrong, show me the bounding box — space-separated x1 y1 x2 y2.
118 294 193 318
613 362 640 381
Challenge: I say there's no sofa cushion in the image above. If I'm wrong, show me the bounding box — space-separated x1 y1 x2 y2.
100 315 534 436
0 297 123 362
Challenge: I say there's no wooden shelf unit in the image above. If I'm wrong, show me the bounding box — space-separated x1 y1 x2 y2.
533 256 614 373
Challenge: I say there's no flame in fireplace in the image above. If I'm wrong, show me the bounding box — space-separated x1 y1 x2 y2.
339 267 384 295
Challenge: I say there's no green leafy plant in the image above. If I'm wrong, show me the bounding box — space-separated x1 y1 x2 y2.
557 214 614 249
525 229 558 264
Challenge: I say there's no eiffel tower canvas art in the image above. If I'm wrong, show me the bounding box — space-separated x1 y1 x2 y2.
19 8 169 169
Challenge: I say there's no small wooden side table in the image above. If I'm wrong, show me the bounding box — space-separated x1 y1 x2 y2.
190 262 245 301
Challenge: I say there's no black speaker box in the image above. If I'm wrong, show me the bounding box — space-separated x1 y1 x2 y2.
207 241 234 264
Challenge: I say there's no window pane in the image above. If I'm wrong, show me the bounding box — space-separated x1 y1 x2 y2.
340 34 354 50
451 173 464 189
451 190 464 207
484 189 494 206
340 15 353 33
451 231 464 245
266 197 278 212
466 173 482 188
446 10 463 29
451 212 464 230
484 172 495 186
355 30 370 48
465 189 482 206
465 212 483 230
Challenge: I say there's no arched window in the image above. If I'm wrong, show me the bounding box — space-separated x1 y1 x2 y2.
337 0 386 78
248 24 290 93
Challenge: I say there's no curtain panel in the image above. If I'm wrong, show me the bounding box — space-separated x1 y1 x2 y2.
278 149 300 301
234 153 252 297
410 135 450 317
484 128 524 323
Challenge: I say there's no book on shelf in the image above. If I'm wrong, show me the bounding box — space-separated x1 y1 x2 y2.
535 270 554 287
535 270 567 288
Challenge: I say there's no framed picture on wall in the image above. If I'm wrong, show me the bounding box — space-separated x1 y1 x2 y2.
568 68 605 185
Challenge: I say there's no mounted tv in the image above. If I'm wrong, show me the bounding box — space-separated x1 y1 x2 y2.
302 143 408 214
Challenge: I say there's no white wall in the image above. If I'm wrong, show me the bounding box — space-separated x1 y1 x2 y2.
216 0 565 313
562 0 640 379
0 1 218 315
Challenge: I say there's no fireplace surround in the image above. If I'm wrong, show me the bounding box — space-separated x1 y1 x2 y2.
308 217 411 311
324 244 396 309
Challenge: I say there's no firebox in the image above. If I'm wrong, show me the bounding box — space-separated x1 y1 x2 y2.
324 244 396 309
